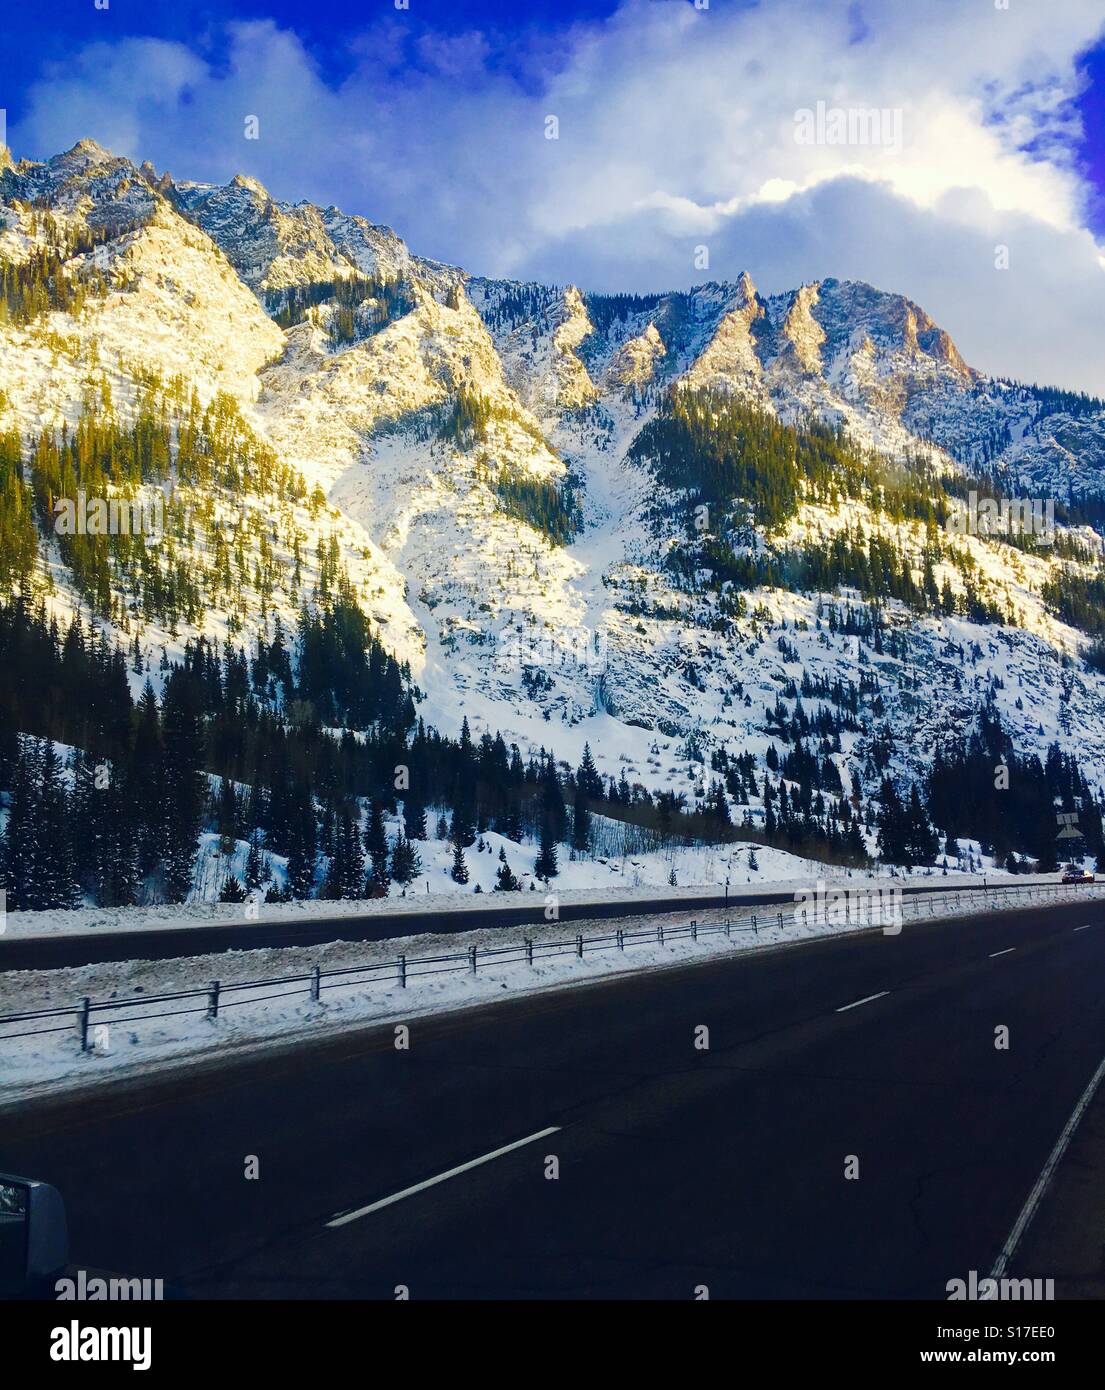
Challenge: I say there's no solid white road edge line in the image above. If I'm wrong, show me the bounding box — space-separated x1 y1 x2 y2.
835 991 889 1013
989 947 1016 958
989 1052 1105 1280
325 1126 562 1229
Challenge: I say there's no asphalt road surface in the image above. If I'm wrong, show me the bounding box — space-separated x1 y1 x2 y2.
3 892 1104 1299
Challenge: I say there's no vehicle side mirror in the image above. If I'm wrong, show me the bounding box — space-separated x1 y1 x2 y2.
0 1173 68 1298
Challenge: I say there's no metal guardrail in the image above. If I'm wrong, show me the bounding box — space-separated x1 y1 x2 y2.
0 881 1101 1053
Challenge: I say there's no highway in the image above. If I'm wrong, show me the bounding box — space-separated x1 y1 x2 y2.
3 893 1104 1299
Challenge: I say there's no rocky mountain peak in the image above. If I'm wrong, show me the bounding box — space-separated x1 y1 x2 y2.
777 282 826 373
733 269 761 307
64 137 114 164
230 172 272 199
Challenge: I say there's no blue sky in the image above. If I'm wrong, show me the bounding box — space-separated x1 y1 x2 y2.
4 0 1105 390
2 1 624 100
1079 39 1105 230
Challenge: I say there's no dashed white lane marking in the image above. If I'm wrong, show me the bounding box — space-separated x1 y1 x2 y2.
836 991 889 1013
990 1053 1105 1280
1074 924 1093 932
989 947 1017 958
325 1126 562 1228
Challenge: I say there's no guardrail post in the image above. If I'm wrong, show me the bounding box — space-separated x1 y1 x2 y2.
777 912 783 931
752 914 758 936
616 929 624 951
398 955 407 988
725 919 731 939
658 922 665 946
691 919 697 942
207 980 220 1020
79 997 91 1053
576 933 583 958
469 945 477 975
311 965 321 1002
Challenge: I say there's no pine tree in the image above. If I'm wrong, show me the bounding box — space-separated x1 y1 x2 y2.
390 833 422 885
216 775 243 841
876 778 909 866
497 797 524 842
0 735 41 909
571 788 591 854
494 855 520 891
904 784 939 866
129 681 165 884
451 805 476 849
363 800 388 861
540 755 567 843
70 750 104 899
576 743 603 798
99 768 138 908
285 779 318 899
160 671 205 902
320 802 337 857
245 829 264 892
534 824 559 880
74 755 137 908
705 781 732 828
366 852 391 898
219 876 246 903
403 800 427 840
323 807 364 899
450 842 470 885
36 741 80 910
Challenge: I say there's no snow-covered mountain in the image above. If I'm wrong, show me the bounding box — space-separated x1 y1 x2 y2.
3 137 1105 829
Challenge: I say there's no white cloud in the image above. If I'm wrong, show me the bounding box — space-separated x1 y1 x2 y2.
9 0 1105 390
